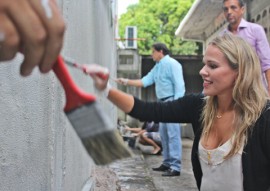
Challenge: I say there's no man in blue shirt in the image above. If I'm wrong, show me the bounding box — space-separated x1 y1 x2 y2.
116 43 185 176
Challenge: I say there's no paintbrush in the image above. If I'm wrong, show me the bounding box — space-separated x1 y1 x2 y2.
53 56 132 165
62 56 117 81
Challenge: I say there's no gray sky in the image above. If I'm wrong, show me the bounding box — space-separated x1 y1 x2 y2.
118 0 139 16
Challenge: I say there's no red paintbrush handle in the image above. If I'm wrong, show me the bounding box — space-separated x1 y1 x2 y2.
53 56 96 112
73 63 109 80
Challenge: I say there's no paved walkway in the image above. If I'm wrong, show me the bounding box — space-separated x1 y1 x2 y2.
94 138 197 191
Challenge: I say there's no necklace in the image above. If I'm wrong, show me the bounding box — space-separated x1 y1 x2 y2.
207 151 212 165
200 143 224 166
205 146 225 165
205 139 225 165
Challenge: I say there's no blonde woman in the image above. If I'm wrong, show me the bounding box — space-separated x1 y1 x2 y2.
89 34 270 190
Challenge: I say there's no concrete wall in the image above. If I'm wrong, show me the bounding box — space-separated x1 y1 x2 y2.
248 1 270 41
0 0 117 190
117 49 141 124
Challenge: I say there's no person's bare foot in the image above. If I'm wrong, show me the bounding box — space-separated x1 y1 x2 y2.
151 147 161 155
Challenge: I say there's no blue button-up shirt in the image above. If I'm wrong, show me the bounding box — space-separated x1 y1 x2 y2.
141 55 185 99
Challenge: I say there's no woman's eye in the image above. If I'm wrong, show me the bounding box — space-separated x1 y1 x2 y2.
209 64 217 69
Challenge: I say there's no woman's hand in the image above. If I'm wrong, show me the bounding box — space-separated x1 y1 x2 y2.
83 64 110 91
84 64 134 113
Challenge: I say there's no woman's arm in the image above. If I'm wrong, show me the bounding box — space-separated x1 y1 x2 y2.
129 94 204 124
88 65 204 125
125 126 142 133
108 88 135 113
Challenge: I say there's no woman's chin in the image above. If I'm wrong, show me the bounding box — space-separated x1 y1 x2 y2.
202 90 214 96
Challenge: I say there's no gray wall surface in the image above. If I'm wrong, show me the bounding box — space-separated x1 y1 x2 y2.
0 0 117 190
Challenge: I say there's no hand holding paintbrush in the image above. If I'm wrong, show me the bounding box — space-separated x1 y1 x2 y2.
63 57 115 81
63 57 116 96
53 56 132 165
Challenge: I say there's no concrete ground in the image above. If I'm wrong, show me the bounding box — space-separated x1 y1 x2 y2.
93 138 197 191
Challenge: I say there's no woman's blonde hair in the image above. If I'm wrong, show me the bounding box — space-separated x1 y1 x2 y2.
201 33 269 158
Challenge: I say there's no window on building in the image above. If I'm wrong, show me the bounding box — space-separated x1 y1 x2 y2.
256 14 261 22
263 10 267 18
119 55 134 65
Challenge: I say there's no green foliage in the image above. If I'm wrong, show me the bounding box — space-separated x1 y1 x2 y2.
119 0 199 55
